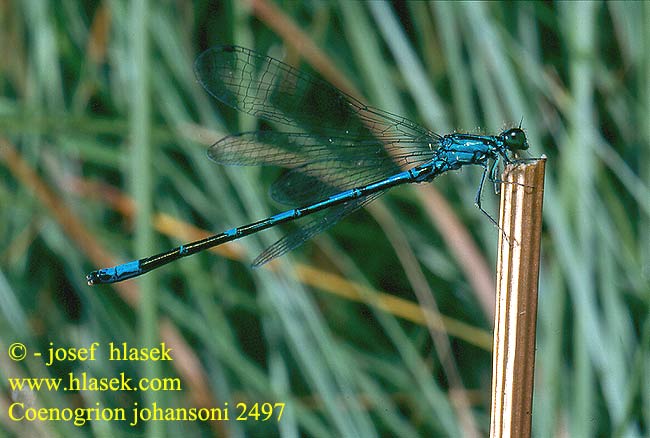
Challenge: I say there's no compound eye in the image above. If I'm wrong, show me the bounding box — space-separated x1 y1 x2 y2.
504 128 529 151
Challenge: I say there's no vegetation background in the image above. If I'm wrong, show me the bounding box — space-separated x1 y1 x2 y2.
1 1 648 436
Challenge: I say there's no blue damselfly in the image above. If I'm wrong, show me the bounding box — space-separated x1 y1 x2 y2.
86 45 528 285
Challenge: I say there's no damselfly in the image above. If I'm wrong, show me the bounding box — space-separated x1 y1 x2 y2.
86 45 528 285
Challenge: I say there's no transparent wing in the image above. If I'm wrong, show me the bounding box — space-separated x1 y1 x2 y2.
270 160 396 205
252 190 386 267
194 45 438 140
208 131 434 167
196 45 435 263
209 131 435 205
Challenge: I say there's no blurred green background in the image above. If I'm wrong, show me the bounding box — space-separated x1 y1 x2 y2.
1 1 649 436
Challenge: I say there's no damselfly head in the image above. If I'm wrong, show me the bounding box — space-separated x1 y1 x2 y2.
501 128 529 151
